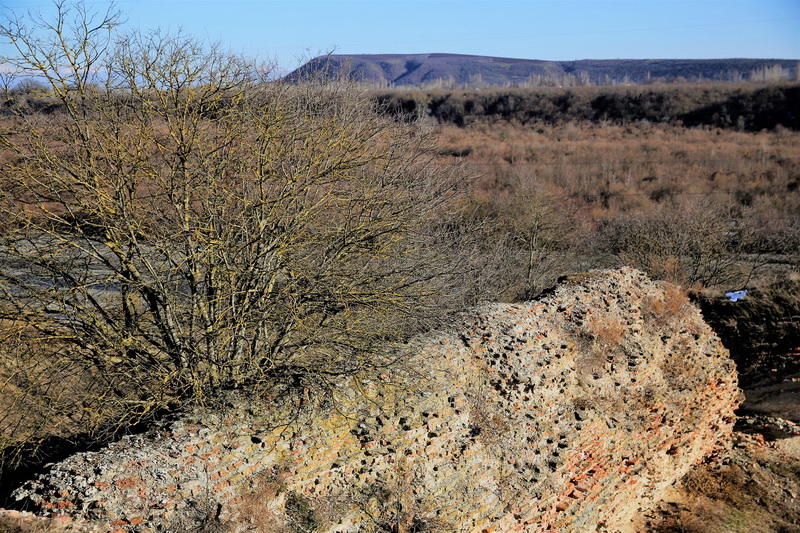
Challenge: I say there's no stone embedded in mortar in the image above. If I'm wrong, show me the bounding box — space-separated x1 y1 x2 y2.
9 268 741 532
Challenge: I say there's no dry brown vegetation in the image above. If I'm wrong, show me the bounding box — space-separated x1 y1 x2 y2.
643 435 800 533
586 313 626 347
3 84 798 501
434 121 800 297
643 284 691 323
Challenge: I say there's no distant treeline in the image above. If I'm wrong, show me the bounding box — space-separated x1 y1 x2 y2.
5 82 799 132
373 83 800 131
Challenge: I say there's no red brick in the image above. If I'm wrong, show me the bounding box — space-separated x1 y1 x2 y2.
114 477 141 489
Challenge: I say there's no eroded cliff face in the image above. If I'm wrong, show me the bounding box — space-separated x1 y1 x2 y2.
9 269 741 532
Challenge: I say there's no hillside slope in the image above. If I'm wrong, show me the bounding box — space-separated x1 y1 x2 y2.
286 53 800 86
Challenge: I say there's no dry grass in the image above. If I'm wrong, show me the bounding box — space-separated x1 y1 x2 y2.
0 87 798 515
643 284 691 323
586 314 626 347
436 122 800 228
643 436 800 532
435 121 800 290
0 514 69 533
467 391 511 448
228 468 292 533
663 285 690 317
575 313 627 378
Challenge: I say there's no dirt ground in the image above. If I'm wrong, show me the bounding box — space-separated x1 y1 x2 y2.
642 364 800 533
642 433 800 533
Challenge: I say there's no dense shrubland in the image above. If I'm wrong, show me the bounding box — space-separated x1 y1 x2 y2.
374 83 800 130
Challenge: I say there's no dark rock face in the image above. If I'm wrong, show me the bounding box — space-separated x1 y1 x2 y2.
693 278 800 388
10 269 741 532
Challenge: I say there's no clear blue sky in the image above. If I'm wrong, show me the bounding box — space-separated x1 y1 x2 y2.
2 0 799 73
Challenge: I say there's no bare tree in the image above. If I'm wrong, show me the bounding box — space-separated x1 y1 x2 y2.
602 202 744 288
0 1 463 450
455 178 579 302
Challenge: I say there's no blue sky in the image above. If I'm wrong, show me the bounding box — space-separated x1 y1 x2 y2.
1 0 799 72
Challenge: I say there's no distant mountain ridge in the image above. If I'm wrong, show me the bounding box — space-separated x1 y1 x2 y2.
287 53 800 86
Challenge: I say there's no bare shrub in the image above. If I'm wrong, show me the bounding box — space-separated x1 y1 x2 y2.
357 460 454 533
574 313 627 378
284 493 319 533
161 497 230 533
586 314 626 347
659 336 698 390
454 178 580 301
228 468 292 533
642 283 690 324
376 83 800 130
0 315 104 470
431 121 800 300
467 391 511 448
0 515 58 533
602 203 743 288
0 2 466 461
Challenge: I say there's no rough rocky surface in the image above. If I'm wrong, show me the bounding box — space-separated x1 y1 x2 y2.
8 268 741 532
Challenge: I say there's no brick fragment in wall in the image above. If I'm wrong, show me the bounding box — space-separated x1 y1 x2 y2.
8 268 741 532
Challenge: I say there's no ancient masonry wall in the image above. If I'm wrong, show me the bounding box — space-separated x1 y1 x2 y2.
10 269 741 532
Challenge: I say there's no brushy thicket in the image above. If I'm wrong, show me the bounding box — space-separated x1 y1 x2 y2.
432 121 800 299
0 2 484 478
2 82 799 498
373 83 800 130
16 81 800 132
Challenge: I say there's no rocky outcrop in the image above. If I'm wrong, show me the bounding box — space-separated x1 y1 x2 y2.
10 268 741 532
